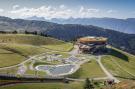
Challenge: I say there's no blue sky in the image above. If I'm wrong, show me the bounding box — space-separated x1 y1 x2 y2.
0 0 135 19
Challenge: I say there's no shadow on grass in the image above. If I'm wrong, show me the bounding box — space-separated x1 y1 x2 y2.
1 47 27 57
108 48 129 62
115 75 135 80
33 62 52 67
0 53 14 54
68 61 93 78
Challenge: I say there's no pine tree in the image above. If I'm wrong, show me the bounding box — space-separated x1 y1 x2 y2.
84 78 94 89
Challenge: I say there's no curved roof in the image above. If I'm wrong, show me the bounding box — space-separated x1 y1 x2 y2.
78 36 107 43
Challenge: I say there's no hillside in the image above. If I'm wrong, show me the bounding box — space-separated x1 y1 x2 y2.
0 48 25 67
46 17 135 34
0 34 67 45
45 24 135 54
0 34 134 89
0 34 73 67
101 47 135 80
0 16 135 54
111 80 135 89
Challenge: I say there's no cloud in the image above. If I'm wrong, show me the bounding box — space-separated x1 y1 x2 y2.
59 5 66 9
79 6 99 13
9 5 73 19
79 6 99 17
13 5 20 9
9 5 100 19
0 8 4 12
107 10 117 13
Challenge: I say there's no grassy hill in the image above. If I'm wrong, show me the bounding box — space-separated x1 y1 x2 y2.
0 34 73 67
69 59 106 78
112 80 135 89
101 47 135 80
0 49 25 67
0 34 69 45
0 82 84 89
0 34 73 52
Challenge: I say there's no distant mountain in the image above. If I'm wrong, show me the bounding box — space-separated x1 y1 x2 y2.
26 16 46 21
27 16 135 34
0 16 58 32
50 17 135 34
0 16 135 54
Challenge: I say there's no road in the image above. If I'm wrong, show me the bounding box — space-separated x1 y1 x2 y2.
96 56 120 83
69 45 79 56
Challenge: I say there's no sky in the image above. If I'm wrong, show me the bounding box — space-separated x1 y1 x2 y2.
0 0 135 19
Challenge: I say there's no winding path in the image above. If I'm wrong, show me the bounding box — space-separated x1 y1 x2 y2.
0 44 120 83
69 45 79 56
96 56 120 83
0 53 46 70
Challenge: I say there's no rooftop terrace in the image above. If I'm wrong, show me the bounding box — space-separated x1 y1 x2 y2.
78 36 107 44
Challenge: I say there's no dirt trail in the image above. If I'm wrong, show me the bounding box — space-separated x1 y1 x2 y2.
96 56 120 83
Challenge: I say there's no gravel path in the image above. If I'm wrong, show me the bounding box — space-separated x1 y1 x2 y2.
69 45 79 56
96 56 120 83
0 53 46 70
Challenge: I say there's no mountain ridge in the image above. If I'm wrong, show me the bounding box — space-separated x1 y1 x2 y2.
26 16 135 34
0 16 135 55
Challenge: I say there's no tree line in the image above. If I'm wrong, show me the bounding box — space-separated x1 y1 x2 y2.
0 30 49 37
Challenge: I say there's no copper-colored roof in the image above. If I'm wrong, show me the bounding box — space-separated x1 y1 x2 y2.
78 36 107 43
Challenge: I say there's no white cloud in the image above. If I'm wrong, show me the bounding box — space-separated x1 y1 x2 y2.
87 8 99 13
13 5 20 9
79 6 84 13
79 6 99 18
9 5 100 19
59 5 66 9
79 6 99 13
9 5 74 19
107 10 117 13
0 8 4 12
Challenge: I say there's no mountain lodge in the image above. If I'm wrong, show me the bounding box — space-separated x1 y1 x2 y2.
77 36 108 54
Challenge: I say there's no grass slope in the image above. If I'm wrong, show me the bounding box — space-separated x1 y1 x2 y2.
69 59 106 78
0 34 73 67
0 44 48 56
43 43 73 52
102 47 135 79
0 82 84 89
0 34 64 45
0 49 25 67
0 34 73 52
